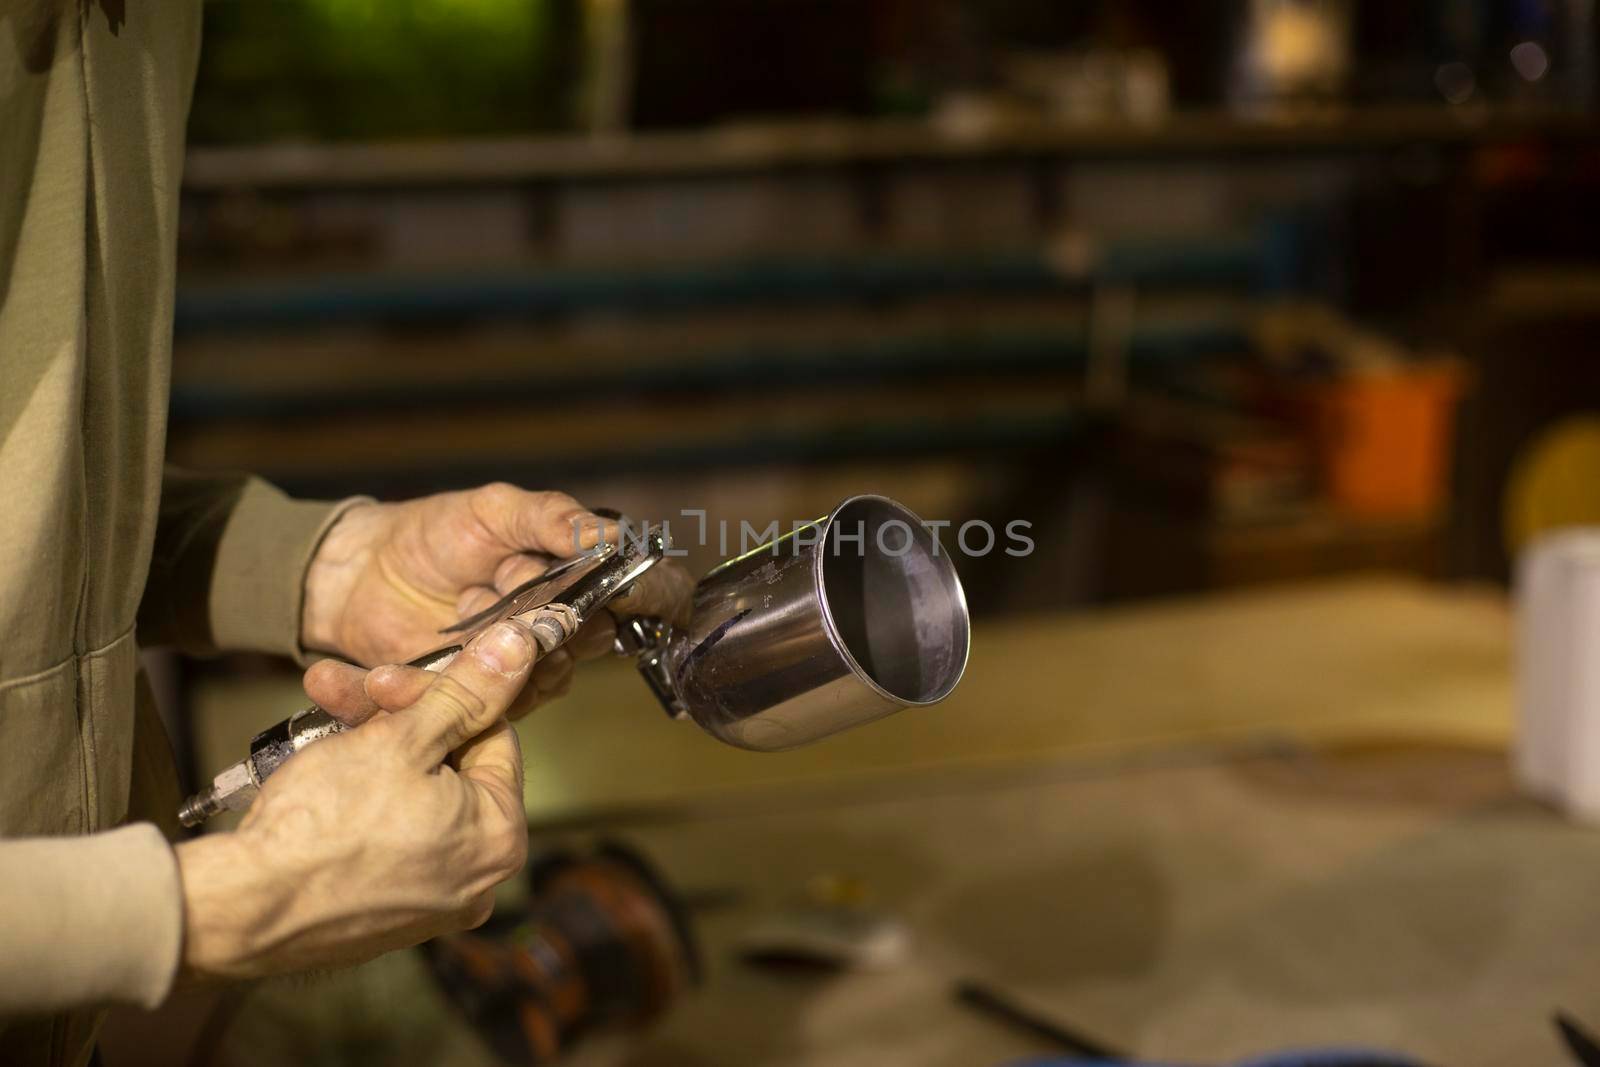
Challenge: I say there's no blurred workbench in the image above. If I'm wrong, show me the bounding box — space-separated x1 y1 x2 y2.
183 108 1600 190
170 576 1600 1067
188 575 1513 824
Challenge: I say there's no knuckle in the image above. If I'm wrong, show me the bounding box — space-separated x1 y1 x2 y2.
359 718 412 763
425 674 491 729
477 481 520 505
461 892 496 930
536 488 580 512
303 658 340 686
545 496 591 532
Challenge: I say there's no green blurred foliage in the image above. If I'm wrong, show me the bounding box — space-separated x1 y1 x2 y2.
189 0 580 144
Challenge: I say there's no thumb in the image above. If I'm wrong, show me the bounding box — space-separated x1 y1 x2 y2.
396 619 538 767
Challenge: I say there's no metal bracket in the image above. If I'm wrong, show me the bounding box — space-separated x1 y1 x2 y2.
614 616 684 719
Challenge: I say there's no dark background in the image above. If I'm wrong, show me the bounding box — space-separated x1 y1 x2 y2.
173 0 1600 606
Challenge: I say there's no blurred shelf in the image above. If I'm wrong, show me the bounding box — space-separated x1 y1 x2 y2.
1487 267 1600 317
172 240 1269 335
183 107 1600 191
168 406 1087 500
168 318 1243 422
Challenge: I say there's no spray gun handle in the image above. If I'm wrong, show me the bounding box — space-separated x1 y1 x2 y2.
177 703 347 827
176 604 590 829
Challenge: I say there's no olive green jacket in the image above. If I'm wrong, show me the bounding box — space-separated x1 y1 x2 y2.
2 6 347 1064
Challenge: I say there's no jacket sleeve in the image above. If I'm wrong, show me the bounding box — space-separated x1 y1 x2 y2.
0 824 182 1012
138 468 370 659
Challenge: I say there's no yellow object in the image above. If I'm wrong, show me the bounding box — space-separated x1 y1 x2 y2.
1505 419 1600 554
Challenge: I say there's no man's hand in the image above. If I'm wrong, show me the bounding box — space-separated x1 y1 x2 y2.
175 618 537 979
300 483 692 720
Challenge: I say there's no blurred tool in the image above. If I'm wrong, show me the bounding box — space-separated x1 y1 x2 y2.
424 841 699 1066
738 874 911 972
1224 1054 1429 1067
1009 1049 1427 1066
967 981 1434 1066
1556 1011 1600 1067
956 979 1125 1062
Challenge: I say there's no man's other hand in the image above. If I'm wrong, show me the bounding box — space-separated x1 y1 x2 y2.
299 483 693 719
175 618 536 979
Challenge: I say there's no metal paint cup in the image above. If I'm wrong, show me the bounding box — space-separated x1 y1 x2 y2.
640 495 970 751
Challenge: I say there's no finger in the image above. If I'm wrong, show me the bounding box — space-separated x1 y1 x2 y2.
304 660 382 726
569 613 618 660
506 684 543 722
469 483 615 559
532 648 575 695
503 647 576 721
364 663 438 712
493 553 550 596
455 585 501 621
397 619 537 767
543 673 572 704
455 717 525 820
610 559 695 626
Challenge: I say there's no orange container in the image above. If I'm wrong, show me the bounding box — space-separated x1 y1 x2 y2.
1304 363 1464 520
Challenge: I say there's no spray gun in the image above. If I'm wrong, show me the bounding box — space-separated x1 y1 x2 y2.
178 495 970 828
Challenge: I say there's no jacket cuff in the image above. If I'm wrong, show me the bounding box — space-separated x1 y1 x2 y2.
206 481 372 660
0 825 182 1011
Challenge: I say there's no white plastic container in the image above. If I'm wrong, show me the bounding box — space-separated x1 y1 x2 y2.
1516 528 1600 821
